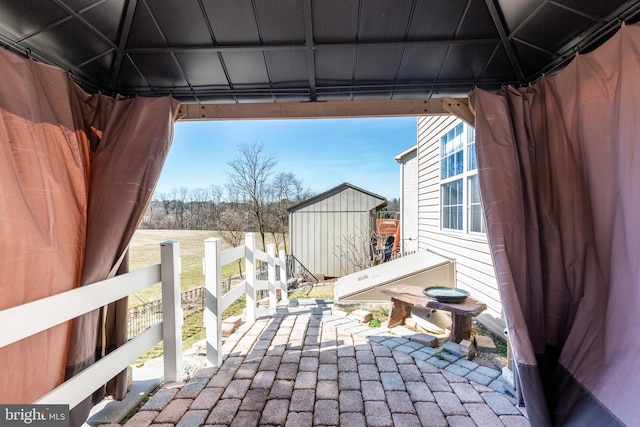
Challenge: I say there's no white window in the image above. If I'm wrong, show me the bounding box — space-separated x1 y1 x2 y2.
440 122 485 234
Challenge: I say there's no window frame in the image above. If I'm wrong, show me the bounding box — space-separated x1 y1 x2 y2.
439 122 485 235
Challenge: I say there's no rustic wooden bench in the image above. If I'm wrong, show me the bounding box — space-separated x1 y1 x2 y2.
378 283 487 343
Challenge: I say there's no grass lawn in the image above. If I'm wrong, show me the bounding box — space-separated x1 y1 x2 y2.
132 309 205 367
128 229 284 307
288 283 335 300
128 230 236 307
129 229 284 364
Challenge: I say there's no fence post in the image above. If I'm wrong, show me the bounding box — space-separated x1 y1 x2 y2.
204 237 222 367
279 249 289 304
160 240 182 382
268 244 276 308
245 233 257 323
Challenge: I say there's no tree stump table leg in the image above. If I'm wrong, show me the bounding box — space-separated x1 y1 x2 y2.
387 297 413 328
450 313 472 343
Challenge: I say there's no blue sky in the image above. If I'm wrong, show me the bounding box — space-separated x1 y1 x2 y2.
155 116 417 201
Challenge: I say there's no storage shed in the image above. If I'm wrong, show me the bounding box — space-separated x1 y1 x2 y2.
288 183 387 278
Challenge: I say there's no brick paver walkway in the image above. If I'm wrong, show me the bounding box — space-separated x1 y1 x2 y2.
111 300 529 427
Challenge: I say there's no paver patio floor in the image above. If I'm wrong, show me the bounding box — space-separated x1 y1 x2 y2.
113 300 529 427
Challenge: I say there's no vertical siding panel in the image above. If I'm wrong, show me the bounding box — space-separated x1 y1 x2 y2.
314 196 323 276
289 212 294 265
342 188 352 277
337 200 344 276
298 206 303 272
341 192 347 276
295 207 301 269
300 210 306 271
305 205 312 274
289 212 294 259
288 184 385 279
297 211 303 268
343 188 354 276
324 192 332 277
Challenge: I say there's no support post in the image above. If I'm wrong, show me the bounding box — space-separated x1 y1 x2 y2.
160 240 182 382
279 249 288 304
244 233 257 323
110 249 130 400
387 297 412 328
450 313 473 343
204 238 222 367
268 244 277 308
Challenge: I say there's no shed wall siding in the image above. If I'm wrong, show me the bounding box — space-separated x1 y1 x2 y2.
290 186 384 278
417 115 504 334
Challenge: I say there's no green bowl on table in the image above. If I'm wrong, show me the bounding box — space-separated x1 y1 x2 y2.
422 286 469 303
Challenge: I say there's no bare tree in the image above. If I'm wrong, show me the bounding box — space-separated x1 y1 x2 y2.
186 186 223 230
386 197 400 213
333 228 378 275
208 184 224 230
148 185 226 230
266 171 312 253
189 187 210 229
166 187 190 229
155 191 174 228
139 200 160 228
226 142 277 250
218 210 248 278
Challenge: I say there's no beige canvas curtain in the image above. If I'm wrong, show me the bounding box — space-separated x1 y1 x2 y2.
0 44 89 407
470 23 640 426
0 47 178 426
67 84 179 425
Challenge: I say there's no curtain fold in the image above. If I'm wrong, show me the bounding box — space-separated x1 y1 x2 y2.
0 47 179 427
470 23 640 426
67 86 179 425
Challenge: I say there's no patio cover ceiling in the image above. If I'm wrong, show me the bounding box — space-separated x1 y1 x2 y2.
1 0 639 119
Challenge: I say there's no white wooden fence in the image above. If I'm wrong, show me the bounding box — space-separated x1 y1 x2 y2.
204 233 287 366
0 241 183 409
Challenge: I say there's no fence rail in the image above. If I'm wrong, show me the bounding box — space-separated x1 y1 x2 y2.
0 241 183 409
204 233 288 366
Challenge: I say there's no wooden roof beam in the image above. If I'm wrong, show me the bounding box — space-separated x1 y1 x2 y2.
177 98 469 121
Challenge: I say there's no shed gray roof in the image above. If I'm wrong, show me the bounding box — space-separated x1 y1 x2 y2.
288 182 387 213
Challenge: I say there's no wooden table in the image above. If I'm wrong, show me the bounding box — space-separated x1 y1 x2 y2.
378 283 487 343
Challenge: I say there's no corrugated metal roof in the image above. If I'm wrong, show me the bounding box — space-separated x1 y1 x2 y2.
1 1 638 103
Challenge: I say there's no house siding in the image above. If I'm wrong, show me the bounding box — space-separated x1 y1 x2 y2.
289 184 385 278
398 147 419 254
417 115 504 336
